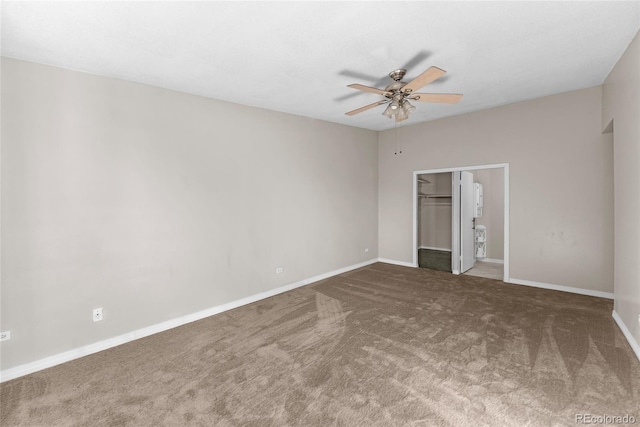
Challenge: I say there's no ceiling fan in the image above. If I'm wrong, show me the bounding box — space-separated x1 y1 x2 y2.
344 66 462 122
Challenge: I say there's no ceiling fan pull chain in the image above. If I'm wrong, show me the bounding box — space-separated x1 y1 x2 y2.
394 122 398 155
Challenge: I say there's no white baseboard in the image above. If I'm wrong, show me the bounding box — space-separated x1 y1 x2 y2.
477 258 504 264
378 258 417 268
508 278 613 300
418 246 452 252
612 310 640 362
0 258 378 383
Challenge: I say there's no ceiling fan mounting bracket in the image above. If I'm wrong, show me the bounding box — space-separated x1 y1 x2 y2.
388 69 407 82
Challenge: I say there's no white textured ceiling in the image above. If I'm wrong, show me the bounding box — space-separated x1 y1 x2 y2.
2 1 639 131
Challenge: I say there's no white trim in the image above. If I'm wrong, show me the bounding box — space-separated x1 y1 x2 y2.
413 163 509 282
418 246 452 252
503 164 510 281
508 278 613 300
412 173 418 267
378 258 416 268
0 258 378 383
612 310 640 362
451 171 461 276
477 258 504 264
414 164 508 174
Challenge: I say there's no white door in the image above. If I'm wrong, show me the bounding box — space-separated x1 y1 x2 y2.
460 171 475 273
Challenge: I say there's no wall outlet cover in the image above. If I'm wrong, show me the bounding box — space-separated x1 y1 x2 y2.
0 331 11 341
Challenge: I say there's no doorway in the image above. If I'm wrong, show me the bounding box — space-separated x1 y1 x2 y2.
413 163 509 282
416 172 453 272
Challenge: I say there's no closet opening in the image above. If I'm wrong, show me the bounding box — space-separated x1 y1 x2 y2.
417 172 453 273
413 164 509 282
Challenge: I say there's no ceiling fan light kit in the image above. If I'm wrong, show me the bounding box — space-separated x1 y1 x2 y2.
404 100 416 113
345 65 463 123
382 104 395 118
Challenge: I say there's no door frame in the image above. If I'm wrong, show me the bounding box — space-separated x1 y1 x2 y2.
412 163 510 282
458 170 477 274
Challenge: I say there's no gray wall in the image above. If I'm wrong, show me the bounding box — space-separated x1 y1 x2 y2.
0 58 379 370
3 45 635 371
379 86 614 293
602 30 640 350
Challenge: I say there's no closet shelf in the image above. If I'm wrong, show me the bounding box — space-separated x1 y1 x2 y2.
418 194 452 199
419 193 452 206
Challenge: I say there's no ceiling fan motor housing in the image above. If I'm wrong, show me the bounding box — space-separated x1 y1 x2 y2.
385 70 409 99
384 81 406 98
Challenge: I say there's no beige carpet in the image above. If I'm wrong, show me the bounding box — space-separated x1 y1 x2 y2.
1 263 639 426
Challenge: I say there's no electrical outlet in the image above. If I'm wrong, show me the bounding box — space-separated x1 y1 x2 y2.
92 308 103 322
364 248 369 253
0 331 10 342
275 267 284 274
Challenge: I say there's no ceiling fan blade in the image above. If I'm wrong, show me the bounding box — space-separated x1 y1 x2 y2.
345 100 388 116
410 93 463 104
347 84 391 96
401 66 447 94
